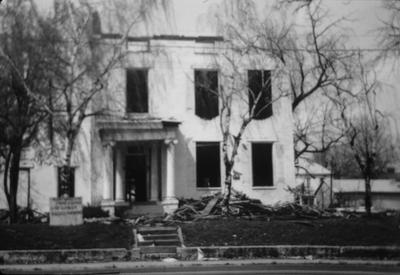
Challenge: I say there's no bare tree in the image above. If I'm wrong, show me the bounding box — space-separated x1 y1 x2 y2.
213 0 355 167
219 56 284 210
192 48 285 211
48 0 165 196
379 0 400 59
316 144 361 179
278 0 354 161
293 99 344 162
0 0 60 222
206 0 357 206
333 57 397 215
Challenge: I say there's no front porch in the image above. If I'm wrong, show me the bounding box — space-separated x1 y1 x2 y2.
97 118 180 216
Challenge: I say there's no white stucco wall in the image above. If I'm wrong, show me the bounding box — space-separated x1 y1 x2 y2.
0 166 57 212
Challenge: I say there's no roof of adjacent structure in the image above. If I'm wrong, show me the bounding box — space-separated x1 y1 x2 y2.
334 179 400 194
296 158 331 176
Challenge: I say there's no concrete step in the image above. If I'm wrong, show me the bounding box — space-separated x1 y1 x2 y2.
141 233 179 240
138 226 177 234
140 246 177 254
141 253 177 260
135 226 184 250
138 239 181 246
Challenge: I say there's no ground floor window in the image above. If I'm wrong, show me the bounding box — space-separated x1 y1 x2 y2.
58 166 75 197
196 142 221 187
252 143 273 186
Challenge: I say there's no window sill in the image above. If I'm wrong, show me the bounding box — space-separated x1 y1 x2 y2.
252 186 276 190
196 187 221 191
125 112 150 118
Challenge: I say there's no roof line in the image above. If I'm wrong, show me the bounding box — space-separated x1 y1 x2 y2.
337 191 400 195
100 33 224 43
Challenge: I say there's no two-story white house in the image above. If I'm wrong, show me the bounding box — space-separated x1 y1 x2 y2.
90 34 296 215
1 23 296 215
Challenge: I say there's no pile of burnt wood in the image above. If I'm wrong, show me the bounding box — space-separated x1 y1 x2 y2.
164 190 336 222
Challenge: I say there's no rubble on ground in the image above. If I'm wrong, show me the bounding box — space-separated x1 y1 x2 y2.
3 190 398 226
163 190 343 222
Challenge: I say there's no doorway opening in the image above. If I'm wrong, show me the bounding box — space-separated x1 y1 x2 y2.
125 146 150 202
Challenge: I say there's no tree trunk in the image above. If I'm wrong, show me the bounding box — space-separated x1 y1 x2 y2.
60 134 76 197
364 176 372 216
3 150 12 208
9 147 21 223
223 161 233 213
65 134 74 169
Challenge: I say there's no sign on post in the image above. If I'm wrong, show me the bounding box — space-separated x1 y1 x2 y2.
49 197 83 226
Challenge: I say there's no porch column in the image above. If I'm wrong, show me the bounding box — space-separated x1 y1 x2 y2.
150 143 159 201
115 146 126 203
102 142 114 200
101 142 115 216
161 139 179 213
166 141 175 198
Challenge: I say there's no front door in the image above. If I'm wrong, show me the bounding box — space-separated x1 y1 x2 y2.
125 151 148 202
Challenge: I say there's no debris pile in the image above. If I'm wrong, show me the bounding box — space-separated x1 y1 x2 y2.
0 207 48 224
164 190 335 222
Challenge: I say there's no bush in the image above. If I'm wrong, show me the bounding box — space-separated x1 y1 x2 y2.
114 205 130 218
83 205 109 218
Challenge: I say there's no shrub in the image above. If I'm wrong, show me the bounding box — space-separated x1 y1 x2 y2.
83 205 109 218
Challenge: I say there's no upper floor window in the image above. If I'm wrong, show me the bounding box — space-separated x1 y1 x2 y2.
194 70 219 119
196 142 221 188
252 143 273 187
248 70 272 119
126 69 148 113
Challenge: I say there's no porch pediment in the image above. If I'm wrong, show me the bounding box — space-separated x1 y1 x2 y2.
97 117 180 142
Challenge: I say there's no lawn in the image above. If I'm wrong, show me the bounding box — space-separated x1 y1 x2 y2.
1 216 399 250
180 216 400 247
0 223 133 250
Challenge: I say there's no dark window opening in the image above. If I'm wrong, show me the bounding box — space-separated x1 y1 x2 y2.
248 70 272 119
195 70 219 119
252 143 273 186
92 11 102 35
58 166 75 197
196 142 220 187
126 69 148 113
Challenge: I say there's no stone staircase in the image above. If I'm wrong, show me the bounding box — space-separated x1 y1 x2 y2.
134 226 184 259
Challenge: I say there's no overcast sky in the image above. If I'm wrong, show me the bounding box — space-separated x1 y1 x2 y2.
35 0 387 47
168 0 386 47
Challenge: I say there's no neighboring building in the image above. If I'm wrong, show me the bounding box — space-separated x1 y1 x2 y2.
333 179 400 211
295 158 332 209
0 20 296 214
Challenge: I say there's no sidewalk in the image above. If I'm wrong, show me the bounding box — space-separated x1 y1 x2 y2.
1 258 400 274
1 245 400 265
